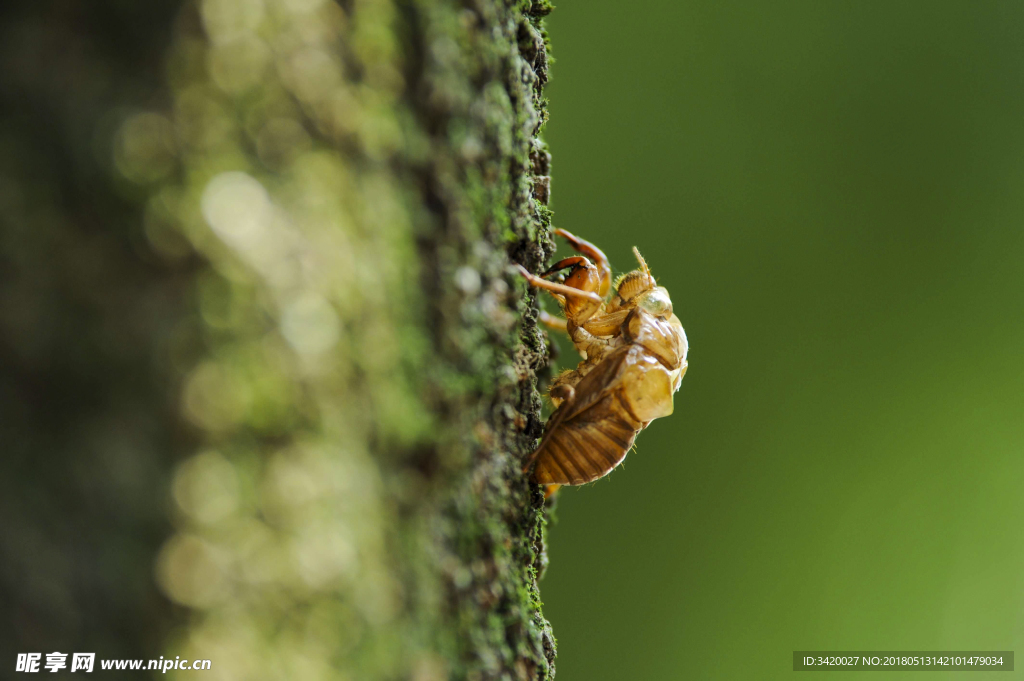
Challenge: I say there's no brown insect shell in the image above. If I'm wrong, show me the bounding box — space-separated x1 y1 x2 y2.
617 307 686 419
617 346 676 423
611 270 657 309
560 260 605 320
624 304 688 373
562 259 602 292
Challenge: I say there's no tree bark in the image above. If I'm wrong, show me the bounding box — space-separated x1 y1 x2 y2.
1 0 557 678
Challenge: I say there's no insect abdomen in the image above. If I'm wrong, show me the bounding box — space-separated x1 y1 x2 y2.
532 391 643 485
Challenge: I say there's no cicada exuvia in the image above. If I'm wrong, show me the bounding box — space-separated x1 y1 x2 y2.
517 229 688 490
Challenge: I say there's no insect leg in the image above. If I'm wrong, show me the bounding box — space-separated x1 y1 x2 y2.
581 309 630 336
548 383 575 404
543 256 591 277
515 265 604 308
555 228 612 298
539 310 568 333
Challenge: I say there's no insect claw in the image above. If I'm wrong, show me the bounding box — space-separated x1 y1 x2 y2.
542 256 590 278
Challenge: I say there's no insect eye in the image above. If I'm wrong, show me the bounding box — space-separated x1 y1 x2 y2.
640 289 672 316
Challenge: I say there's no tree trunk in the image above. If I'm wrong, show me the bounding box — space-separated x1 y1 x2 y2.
1 0 557 678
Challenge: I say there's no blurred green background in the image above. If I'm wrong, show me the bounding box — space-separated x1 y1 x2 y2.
541 1 1024 679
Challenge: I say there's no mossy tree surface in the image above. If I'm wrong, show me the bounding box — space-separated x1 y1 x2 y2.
0 0 558 678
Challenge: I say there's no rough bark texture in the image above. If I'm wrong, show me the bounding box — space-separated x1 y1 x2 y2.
0 0 558 678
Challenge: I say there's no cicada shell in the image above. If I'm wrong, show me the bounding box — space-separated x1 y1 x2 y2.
518 230 688 487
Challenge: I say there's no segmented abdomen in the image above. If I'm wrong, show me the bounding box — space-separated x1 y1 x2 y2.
532 390 643 485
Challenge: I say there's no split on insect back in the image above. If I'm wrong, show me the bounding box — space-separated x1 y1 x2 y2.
516 229 688 493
